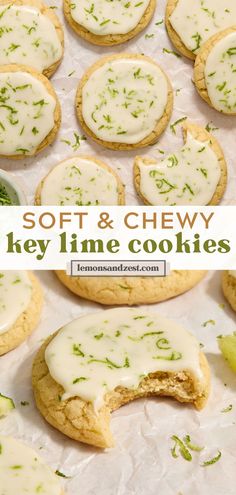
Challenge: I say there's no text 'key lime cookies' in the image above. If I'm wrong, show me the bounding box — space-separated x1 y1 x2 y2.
0 65 61 158
0 436 63 495
64 0 156 46
166 0 236 60
134 121 227 206
194 27 236 114
35 156 125 206
32 308 210 448
0 0 64 78
76 54 173 150
55 270 206 306
0 271 43 355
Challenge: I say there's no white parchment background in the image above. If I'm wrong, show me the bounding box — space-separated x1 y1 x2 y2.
0 1 236 494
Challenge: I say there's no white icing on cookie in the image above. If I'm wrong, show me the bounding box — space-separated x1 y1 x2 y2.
169 0 236 54
82 57 169 144
0 271 32 335
205 32 236 113
45 308 204 411
0 71 56 155
40 157 120 205
0 436 62 495
136 132 220 205
70 0 150 36
0 4 62 72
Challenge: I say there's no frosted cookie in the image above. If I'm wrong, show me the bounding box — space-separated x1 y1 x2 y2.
0 0 64 78
32 308 210 448
35 156 125 206
63 0 156 46
76 54 173 150
0 435 63 495
0 271 43 355
134 121 227 206
194 27 236 114
166 0 236 60
0 65 61 158
222 271 236 312
55 270 206 306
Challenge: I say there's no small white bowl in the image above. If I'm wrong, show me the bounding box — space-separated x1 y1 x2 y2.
0 169 27 205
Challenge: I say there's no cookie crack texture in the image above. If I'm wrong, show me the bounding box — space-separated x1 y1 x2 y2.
55 270 207 306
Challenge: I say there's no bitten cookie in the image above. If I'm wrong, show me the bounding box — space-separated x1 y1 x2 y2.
35 156 125 206
32 308 210 448
0 271 43 355
165 0 236 60
76 54 173 150
0 435 63 495
0 0 64 78
54 270 206 306
63 0 156 46
222 271 236 312
194 27 236 114
134 121 227 206
0 65 61 158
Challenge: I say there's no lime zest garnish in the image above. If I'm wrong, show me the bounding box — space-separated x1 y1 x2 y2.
55 470 71 478
171 435 192 461
202 319 215 327
170 116 187 134
201 450 222 467
184 435 204 452
221 404 233 413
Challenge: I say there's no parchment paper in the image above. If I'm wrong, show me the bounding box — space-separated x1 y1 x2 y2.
0 1 236 494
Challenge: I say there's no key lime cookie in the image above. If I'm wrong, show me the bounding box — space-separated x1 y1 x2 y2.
0 0 64 78
35 156 125 206
0 271 43 355
194 27 236 114
0 65 61 158
134 121 227 206
166 0 236 60
222 271 236 312
0 436 63 495
76 54 173 151
63 0 156 46
32 308 210 448
55 270 206 306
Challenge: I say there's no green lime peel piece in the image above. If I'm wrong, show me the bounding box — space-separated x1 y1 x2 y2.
201 450 222 467
218 332 236 373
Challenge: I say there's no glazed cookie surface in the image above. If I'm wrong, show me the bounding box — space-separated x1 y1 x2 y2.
55 270 206 306
222 271 236 312
64 0 156 46
0 0 64 77
134 121 227 206
32 308 210 448
166 0 236 60
194 27 236 114
76 54 173 150
0 271 43 355
0 435 63 495
0 65 61 158
35 156 125 205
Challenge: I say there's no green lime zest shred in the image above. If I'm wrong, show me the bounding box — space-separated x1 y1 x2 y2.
221 404 233 413
55 470 71 478
201 450 221 467
184 435 204 452
171 435 192 461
